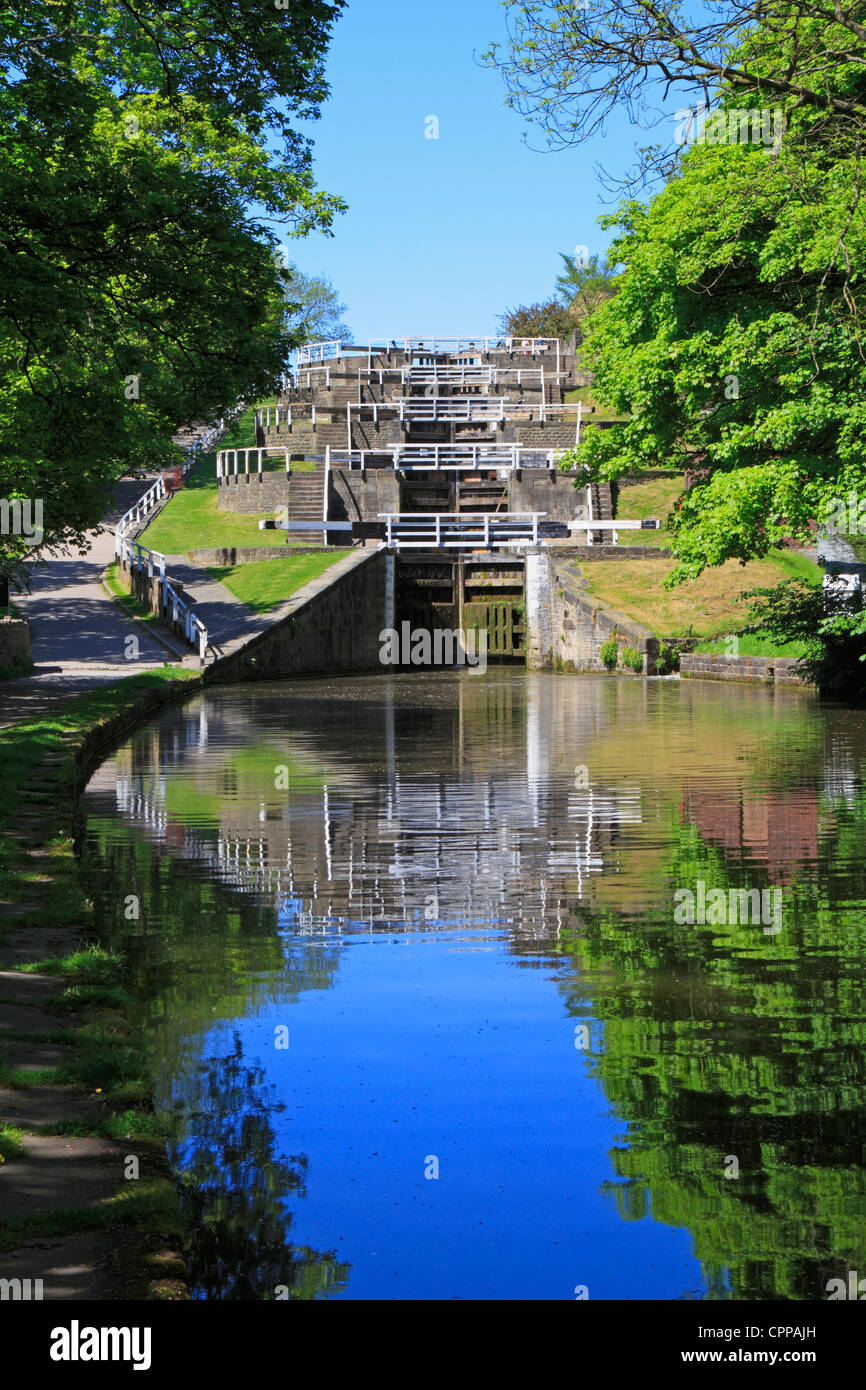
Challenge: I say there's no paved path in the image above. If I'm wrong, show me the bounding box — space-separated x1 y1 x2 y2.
2 476 190 728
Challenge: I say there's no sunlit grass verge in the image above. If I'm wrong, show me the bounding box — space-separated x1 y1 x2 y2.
576 550 823 642
0 1177 180 1252
693 633 809 658
0 1122 24 1162
208 551 353 614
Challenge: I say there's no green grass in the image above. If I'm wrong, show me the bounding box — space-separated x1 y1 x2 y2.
563 385 629 423
0 1123 24 1162
0 1177 181 1253
576 549 823 641
140 455 279 553
693 633 809 658
207 552 353 614
141 451 319 554
614 475 683 547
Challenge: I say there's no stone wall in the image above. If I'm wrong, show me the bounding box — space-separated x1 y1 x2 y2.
680 653 810 685
548 544 672 561
330 468 401 523
218 473 288 514
0 617 31 672
510 474 588 523
189 546 328 565
206 546 388 683
526 551 658 673
505 422 581 450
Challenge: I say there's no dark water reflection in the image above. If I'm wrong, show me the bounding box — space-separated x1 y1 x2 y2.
82 673 866 1300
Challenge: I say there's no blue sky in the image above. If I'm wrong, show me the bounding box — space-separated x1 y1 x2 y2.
281 0 643 340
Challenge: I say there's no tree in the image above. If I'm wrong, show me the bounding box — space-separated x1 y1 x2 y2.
282 266 352 345
555 253 619 324
486 2 866 188
0 0 347 587
497 300 576 340
743 580 866 700
568 106 866 583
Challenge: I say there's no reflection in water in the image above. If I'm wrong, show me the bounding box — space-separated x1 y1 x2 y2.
173 1038 349 1300
82 674 866 1300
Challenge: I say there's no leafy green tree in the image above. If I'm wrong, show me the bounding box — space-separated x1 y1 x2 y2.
743 579 866 699
497 299 576 340
0 0 347 587
555 253 619 325
486 2 866 188
282 266 352 345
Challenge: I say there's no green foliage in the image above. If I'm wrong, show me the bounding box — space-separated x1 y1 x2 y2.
555 253 619 325
599 633 619 669
283 265 352 345
619 645 644 672
496 300 575 340
655 642 679 674
554 17 866 585
0 0 347 586
744 579 866 699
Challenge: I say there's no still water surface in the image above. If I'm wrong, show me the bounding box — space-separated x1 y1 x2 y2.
82 673 866 1300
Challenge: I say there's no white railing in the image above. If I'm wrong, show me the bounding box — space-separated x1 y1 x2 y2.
296 341 345 367
216 447 292 480
295 337 566 373
346 397 581 427
569 518 661 546
326 443 570 472
256 404 320 432
112 416 249 660
115 535 209 659
379 512 544 550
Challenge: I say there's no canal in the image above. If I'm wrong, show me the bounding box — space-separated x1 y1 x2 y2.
81 673 866 1300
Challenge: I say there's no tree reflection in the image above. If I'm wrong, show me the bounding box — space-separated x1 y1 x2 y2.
174 1035 350 1300
561 806 866 1300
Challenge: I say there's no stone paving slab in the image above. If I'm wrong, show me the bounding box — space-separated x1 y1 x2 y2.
0 1133 119 1220
0 1085 101 1131
0 1233 115 1300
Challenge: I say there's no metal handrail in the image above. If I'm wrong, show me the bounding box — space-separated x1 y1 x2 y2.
378 511 545 550
326 443 569 472
113 412 248 660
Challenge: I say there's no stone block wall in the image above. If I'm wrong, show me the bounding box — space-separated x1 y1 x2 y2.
330 468 400 523
509 474 589 524
526 551 658 673
680 653 810 685
0 617 31 671
207 547 388 682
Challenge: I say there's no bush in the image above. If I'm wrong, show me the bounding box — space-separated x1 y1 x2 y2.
620 646 644 672
599 634 619 669
655 642 679 675
743 580 866 699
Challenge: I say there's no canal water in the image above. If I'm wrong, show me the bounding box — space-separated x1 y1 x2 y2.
81 673 866 1300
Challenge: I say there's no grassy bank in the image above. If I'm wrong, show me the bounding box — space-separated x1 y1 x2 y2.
576 548 822 644
615 475 682 547
208 552 354 614
144 403 317 555
0 668 200 1296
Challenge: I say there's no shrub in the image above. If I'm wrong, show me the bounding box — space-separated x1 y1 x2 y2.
620 646 644 672
655 642 679 675
599 634 619 669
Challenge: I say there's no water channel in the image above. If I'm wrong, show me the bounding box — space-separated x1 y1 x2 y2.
81 673 866 1300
